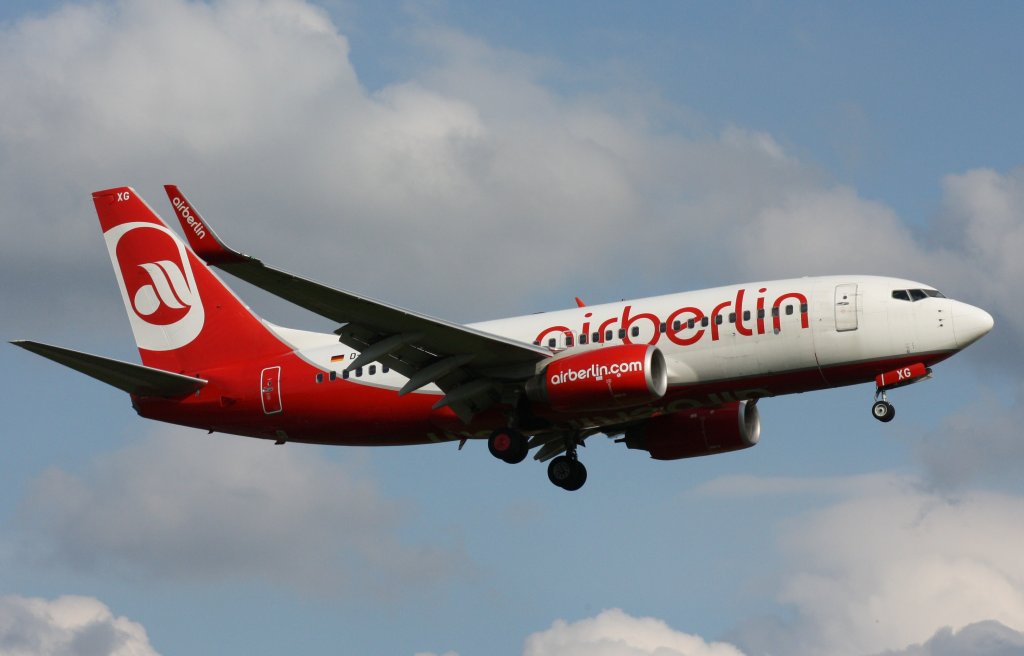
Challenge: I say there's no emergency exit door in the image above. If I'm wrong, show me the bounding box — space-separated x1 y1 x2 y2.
261 366 282 415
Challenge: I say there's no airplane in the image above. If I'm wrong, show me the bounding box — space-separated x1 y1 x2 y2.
12 186 995 491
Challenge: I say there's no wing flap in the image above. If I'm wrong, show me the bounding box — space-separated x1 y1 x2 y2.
12 340 207 397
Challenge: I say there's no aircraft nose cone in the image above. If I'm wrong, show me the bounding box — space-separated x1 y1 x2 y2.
952 303 994 348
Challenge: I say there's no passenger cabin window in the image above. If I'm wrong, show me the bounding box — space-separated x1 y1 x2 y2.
579 333 588 345
593 332 600 343
631 326 640 337
785 305 794 315
315 373 324 384
342 370 350 380
329 371 337 381
565 334 574 347
618 328 626 339
548 338 556 348
368 365 376 375
605 329 613 341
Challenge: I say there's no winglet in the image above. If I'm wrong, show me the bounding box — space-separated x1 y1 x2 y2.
574 296 586 308
163 185 248 265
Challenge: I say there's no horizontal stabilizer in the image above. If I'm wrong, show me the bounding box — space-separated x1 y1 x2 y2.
11 340 207 397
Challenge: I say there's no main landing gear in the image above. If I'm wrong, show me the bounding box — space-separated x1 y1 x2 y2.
871 389 896 423
547 452 587 491
487 428 588 491
546 433 587 491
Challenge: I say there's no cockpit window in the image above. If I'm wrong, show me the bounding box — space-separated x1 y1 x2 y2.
892 288 945 302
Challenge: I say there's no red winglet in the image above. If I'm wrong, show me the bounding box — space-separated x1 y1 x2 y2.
574 296 586 308
163 185 244 264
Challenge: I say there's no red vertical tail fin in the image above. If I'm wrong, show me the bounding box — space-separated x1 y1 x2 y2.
94 186 288 373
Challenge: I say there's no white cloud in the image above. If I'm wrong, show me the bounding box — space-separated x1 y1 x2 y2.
0 594 158 656
523 608 745 656
876 620 1024 656
0 0 1015 367
13 428 462 598
733 166 1024 356
728 474 1024 656
0 0 822 335
936 167 1024 347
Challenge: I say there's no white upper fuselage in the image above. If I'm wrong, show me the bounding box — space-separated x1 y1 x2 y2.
281 275 993 402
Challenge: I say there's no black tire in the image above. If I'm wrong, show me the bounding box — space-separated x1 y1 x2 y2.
547 455 574 488
872 400 895 423
489 428 527 463
548 456 587 491
562 460 587 491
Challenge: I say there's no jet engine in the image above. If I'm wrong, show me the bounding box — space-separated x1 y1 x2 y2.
621 400 761 460
525 344 667 412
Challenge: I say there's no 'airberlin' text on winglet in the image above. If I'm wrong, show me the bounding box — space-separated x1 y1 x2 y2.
171 196 207 240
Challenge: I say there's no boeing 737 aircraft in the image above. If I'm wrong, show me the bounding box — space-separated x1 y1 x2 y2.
13 186 994 490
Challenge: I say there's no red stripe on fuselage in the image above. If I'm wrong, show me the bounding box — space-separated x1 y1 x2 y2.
134 349 956 447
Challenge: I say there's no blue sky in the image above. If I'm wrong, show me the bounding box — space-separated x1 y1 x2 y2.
1 2 1023 655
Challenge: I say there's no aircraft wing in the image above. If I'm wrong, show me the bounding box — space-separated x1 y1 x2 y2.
164 186 551 421
12 340 207 397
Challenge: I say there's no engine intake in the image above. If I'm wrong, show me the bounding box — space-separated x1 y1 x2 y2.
621 400 761 460
525 344 668 412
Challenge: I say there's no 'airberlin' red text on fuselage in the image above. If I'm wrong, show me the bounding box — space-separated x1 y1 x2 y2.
535 288 809 348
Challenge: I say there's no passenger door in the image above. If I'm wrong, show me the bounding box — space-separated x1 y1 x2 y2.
835 284 858 332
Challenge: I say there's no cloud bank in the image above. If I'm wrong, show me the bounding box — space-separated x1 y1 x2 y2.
6 0 1017 340
13 428 462 598
714 474 1024 655
523 608 745 656
0 594 159 656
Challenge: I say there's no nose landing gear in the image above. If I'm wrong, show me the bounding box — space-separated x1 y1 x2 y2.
872 389 896 423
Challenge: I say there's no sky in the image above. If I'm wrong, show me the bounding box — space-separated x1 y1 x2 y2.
1 1 1023 654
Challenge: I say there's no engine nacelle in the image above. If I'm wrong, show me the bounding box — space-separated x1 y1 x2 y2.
525 344 668 412
621 400 761 460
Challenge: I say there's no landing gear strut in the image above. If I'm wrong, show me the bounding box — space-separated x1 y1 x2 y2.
872 389 896 423
547 434 587 491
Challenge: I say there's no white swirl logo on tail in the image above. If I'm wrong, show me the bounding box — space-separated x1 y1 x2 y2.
104 223 205 351
133 261 195 316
